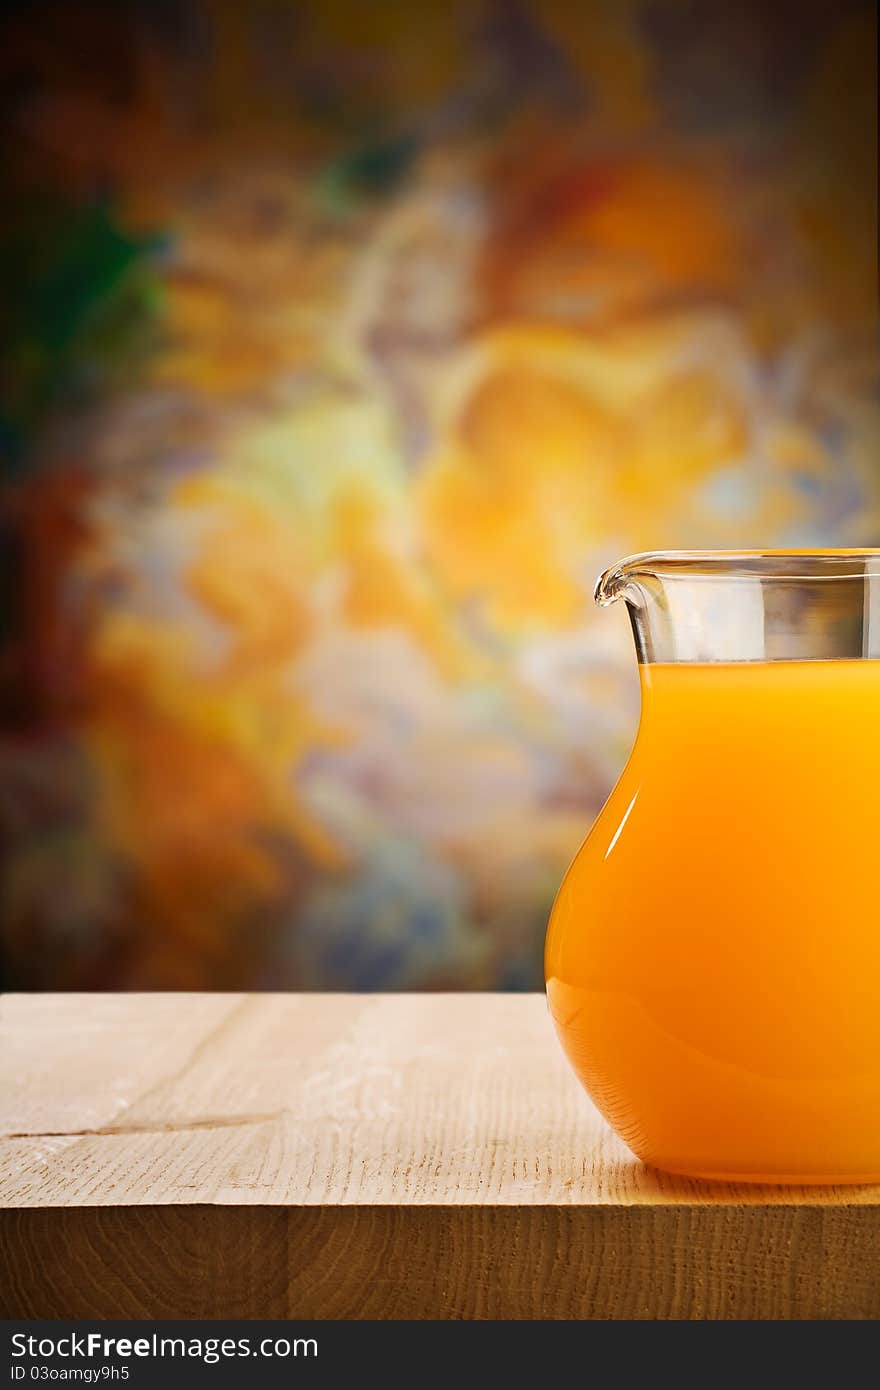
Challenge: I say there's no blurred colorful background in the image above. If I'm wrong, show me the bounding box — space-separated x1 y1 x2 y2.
1 0 877 989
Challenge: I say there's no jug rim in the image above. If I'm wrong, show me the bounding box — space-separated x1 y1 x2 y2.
595 549 880 605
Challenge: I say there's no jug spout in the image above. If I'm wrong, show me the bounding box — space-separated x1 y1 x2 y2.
593 549 880 663
594 556 650 608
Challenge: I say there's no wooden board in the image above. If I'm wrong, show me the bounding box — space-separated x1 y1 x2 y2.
2 993 879 1319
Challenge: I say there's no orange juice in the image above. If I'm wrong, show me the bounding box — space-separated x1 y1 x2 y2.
545 659 880 1182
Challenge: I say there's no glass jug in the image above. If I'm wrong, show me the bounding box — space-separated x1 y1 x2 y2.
545 550 880 1183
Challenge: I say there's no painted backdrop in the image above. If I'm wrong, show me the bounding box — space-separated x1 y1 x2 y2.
2 0 877 988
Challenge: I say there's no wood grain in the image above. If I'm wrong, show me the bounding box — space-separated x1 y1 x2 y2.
2 994 879 1318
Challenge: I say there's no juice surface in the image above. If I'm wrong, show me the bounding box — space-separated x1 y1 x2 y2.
545 659 880 1181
